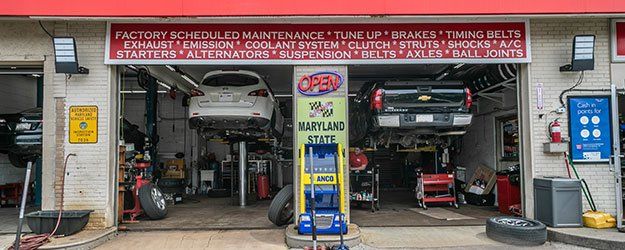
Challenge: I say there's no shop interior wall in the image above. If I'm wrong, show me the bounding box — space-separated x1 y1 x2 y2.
0 75 37 185
529 18 615 214
455 87 518 185
121 93 194 174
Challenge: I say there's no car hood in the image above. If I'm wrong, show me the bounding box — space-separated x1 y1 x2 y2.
0 108 42 123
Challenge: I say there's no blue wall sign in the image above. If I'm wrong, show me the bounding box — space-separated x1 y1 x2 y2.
568 96 612 163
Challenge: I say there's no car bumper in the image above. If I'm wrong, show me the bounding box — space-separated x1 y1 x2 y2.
189 115 270 130
374 113 473 128
0 132 42 152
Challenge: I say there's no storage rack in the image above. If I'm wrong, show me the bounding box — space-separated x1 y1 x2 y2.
349 164 380 212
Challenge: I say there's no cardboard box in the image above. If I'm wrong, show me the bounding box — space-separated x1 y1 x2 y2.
166 159 185 170
163 169 185 179
465 165 496 195
162 159 185 179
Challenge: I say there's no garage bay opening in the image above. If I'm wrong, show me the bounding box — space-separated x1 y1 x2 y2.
117 65 294 230
0 65 44 234
347 63 522 226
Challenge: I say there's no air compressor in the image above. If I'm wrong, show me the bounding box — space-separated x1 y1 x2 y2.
298 143 348 235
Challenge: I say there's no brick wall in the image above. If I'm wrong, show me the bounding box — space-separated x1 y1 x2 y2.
52 21 116 228
528 18 616 214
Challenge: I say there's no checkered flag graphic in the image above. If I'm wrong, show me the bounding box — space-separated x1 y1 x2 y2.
309 101 334 118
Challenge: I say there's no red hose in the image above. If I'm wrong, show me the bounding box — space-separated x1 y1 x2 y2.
10 154 75 250
563 152 572 178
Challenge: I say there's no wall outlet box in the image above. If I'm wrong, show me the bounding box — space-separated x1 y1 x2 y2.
543 142 568 153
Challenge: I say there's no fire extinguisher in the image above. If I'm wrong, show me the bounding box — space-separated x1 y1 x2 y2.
550 119 562 143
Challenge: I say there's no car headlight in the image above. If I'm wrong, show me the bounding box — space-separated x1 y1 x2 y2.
15 123 31 131
453 115 473 126
0 118 5 123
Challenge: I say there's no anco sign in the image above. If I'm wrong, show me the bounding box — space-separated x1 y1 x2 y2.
106 22 530 65
297 71 344 96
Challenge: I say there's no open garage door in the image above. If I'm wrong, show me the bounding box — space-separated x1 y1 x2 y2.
117 64 294 230
0 64 44 234
346 63 523 227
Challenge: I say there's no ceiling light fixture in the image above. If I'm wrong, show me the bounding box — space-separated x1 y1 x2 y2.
181 74 199 88
165 65 176 72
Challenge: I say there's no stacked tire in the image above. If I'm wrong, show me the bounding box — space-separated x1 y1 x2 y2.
157 178 186 194
485 216 547 246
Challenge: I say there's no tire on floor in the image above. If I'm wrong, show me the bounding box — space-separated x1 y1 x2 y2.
485 216 547 246
268 184 294 226
138 183 168 220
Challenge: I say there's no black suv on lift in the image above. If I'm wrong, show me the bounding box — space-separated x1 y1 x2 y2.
0 107 43 168
350 80 473 146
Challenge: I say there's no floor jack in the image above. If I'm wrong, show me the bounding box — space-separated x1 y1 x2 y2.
298 144 348 249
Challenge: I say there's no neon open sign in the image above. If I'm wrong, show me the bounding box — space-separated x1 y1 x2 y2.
297 71 344 96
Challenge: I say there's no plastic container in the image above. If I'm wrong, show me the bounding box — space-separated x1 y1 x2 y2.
26 210 92 236
496 175 521 214
534 177 582 227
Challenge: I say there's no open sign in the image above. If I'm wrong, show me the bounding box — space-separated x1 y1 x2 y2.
297 71 344 96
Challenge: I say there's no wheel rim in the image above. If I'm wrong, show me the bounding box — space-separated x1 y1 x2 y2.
151 187 166 210
279 199 294 222
495 218 533 227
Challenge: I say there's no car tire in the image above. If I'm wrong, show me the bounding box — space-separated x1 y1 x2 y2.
485 216 547 246
268 184 294 226
206 189 231 198
158 178 186 188
8 152 28 168
138 183 168 220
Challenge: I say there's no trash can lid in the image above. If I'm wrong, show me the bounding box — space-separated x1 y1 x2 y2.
534 176 581 188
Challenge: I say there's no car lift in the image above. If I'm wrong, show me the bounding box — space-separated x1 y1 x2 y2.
138 69 159 169
298 143 347 235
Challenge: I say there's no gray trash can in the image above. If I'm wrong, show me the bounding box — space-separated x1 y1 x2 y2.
533 177 582 227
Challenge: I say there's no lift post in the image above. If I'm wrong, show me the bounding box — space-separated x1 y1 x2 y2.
238 141 247 207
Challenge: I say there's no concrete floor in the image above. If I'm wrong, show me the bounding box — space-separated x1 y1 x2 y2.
351 190 500 227
123 195 277 231
0 206 34 234
96 227 589 250
124 190 499 231
98 230 288 249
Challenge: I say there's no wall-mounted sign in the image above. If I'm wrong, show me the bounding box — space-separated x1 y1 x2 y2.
611 20 625 62
297 71 344 96
105 22 530 65
568 96 612 163
69 106 98 144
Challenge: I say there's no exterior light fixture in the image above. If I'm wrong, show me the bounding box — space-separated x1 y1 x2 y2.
560 35 595 72
53 37 89 74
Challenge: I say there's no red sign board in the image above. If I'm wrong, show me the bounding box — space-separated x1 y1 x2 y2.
613 21 625 62
106 22 530 65
3 1 625 17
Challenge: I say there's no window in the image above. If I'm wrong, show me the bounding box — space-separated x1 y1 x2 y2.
500 117 519 160
202 74 259 87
